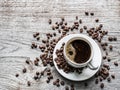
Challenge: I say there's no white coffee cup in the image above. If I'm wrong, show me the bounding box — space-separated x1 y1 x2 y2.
63 34 98 70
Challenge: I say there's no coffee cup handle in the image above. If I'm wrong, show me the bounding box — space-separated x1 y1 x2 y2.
88 62 98 70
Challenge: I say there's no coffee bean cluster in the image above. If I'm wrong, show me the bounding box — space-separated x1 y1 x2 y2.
55 43 84 74
15 12 118 89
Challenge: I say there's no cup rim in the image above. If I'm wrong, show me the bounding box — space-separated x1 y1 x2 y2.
64 36 94 67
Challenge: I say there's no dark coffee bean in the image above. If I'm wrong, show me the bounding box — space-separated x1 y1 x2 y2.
53 81 56 85
71 84 74 88
103 56 107 59
99 24 103 28
108 37 113 41
48 19 52 24
90 13 94 16
76 16 78 20
42 40 46 44
83 26 87 30
99 77 103 82
79 19 82 24
65 86 69 90
84 82 88 87
107 77 111 82
49 75 53 79
27 81 31 86
61 17 65 21
107 57 111 62
53 32 56 36
100 83 104 89
56 83 60 87
15 73 19 77
114 62 118 66
46 79 50 83
23 68 27 73
47 72 51 75
25 60 30 64
102 46 106 51
36 37 40 41
60 81 65 86
36 57 39 62
41 71 44 76
109 45 113 51
36 32 39 36
34 76 38 80
33 34 37 38
80 28 83 33
34 60 39 66
113 37 117 41
85 12 89 16
95 78 99 84
95 19 99 23
52 25 55 30
36 72 40 76
111 74 115 79
56 79 60 82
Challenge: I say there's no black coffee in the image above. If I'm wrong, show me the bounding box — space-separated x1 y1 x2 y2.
66 40 91 64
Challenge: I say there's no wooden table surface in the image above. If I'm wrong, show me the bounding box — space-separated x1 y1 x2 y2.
0 0 120 90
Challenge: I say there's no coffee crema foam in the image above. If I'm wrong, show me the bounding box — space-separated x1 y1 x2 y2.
66 40 91 64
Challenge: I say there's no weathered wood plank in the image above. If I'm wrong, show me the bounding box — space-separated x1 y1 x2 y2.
0 0 120 90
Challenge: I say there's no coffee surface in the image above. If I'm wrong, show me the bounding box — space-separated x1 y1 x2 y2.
66 40 91 64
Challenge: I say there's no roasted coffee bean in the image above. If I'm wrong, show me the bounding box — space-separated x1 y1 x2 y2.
53 81 56 85
48 19 52 24
56 83 60 87
23 68 27 73
99 77 103 82
90 13 94 16
85 12 89 16
95 19 99 23
49 75 53 79
41 71 44 76
107 57 111 62
71 84 74 88
103 56 107 59
46 79 50 83
34 76 38 80
80 28 83 33
76 16 78 20
114 62 118 66
79 19 82 24
100 83 104 89
27 81 31 86
34 60 39 66
61 17 65 21
36 72 40 76
25 60 30 64
95 78 99 84
36 37 40 41
108 37 113 41
113 37 117 41
15 73 19 77
83 26 87 30
107 77 111 82
65 86 69 90
47 72 51 75
109 45 113 51
84 82 88 87
111 74 115 79
60 81 65 86
53 32 56 36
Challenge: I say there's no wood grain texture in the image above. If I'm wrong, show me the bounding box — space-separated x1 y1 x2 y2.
0 0 120 90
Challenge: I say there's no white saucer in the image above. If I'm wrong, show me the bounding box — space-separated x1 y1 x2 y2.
53 34 102 81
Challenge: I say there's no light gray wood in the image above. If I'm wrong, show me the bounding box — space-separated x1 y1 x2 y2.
0 0 120 90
